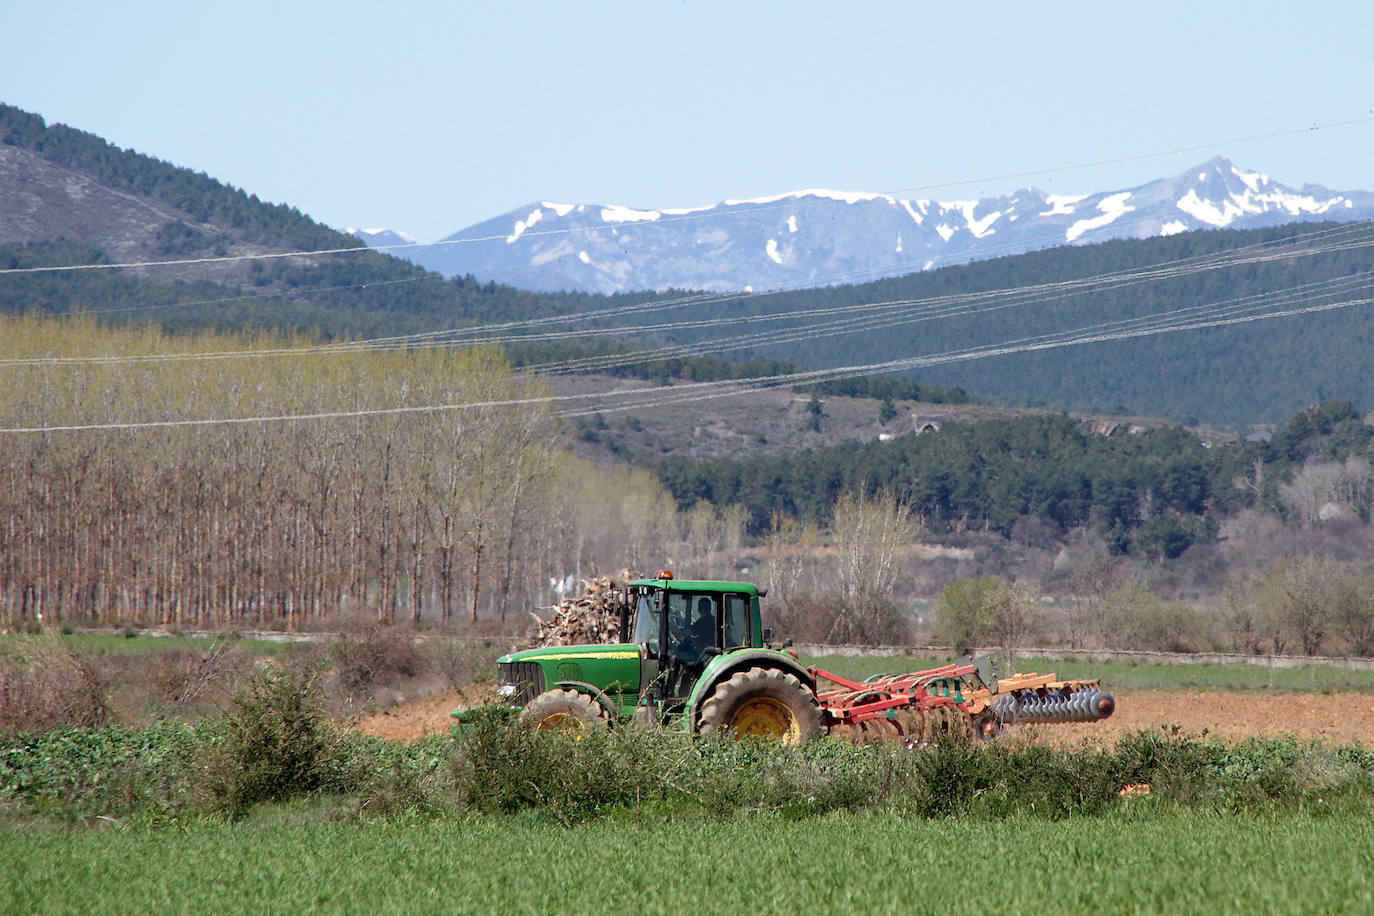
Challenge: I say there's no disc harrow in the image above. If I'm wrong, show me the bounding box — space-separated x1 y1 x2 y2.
811 660 1114 746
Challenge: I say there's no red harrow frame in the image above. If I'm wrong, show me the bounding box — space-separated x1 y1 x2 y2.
811 657 1114 745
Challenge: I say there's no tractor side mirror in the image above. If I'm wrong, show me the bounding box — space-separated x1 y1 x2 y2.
762 627 774 646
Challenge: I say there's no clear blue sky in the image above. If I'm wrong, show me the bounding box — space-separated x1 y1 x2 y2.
4 1 1372 242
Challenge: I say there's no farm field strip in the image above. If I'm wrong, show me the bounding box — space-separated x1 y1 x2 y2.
2 810 1371 914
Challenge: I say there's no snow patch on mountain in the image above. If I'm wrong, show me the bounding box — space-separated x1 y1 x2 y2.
601 205 661 223
1067 192 1134 242
726 189 892 207
345 227 415 247
1041 194 1086 217
507 208 544 243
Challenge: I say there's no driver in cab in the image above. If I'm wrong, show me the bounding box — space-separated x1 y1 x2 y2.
683 596 716 666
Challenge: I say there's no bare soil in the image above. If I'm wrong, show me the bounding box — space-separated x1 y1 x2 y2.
352 686 1374 746
1035 688 1374 747
351 685 493 742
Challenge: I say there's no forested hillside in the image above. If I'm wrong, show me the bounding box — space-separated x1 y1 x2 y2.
0 103 613 337
657 399 1374 559
634 221 1374 427
0 103 354 252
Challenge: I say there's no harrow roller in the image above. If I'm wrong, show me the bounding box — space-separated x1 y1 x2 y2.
990 688 1115 725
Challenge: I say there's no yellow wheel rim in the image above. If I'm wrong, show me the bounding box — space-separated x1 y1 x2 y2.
535 711 584 733
728 697 800 743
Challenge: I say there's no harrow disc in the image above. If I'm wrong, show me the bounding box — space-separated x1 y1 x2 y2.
894 708 929 747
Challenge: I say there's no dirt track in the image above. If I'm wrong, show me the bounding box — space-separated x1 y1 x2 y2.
354 687 1374 746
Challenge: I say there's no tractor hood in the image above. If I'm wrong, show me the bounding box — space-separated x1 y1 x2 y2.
497 643 642 708
497 643 641 666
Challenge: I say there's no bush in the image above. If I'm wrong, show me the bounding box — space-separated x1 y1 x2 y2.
205 666 336 813
0 636 108 734
452 708 674 824
146 640 245 708
765 590 912 646
931 577 1040 653
329 625 423 693
1101 581 1218 652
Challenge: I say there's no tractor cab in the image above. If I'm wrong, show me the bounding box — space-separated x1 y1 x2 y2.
626 572 759 714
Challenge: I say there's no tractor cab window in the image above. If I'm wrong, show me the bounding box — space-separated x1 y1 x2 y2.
723 594 750 648
666 592 718 666
632 591 662 656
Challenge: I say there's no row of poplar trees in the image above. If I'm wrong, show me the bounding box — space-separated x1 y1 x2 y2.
0 316 740 629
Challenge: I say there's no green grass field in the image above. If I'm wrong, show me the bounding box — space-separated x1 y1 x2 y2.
48 630 294 657
3 808 1371 914
5 644 1374 915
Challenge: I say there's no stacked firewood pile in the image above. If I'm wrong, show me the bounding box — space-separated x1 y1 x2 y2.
530 569 640 647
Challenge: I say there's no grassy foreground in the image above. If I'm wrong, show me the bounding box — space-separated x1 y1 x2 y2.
3 808 1371 914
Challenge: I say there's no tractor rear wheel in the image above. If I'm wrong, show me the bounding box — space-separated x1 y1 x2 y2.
697 667 823 744
522 688 607 733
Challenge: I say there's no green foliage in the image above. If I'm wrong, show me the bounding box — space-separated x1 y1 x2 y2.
1101 581 1219 652
0 723 203 817
6 714 1374 830
809 375 973 406
453 711 681 824
931 578 1005 651
654 400 1374 556
931 577 1039 652
206 667 334 813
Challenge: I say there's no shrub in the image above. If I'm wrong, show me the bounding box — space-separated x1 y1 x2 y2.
0 636 108 734
1101 581 1217 652
452 709 675 824
931 577 1040 654
146 640 245 707
205 665 335 813
329 625 423 693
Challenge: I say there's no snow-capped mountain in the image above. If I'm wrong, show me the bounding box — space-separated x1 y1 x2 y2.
367 158 1374 294
345 227 415 248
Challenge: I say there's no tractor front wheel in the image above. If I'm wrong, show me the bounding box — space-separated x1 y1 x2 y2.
697 667 823 744
522 688 607 733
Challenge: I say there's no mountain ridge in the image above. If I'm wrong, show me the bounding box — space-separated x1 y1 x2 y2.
362 156 1374 293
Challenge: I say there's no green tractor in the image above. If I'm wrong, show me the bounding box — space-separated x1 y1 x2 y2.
486 571 824 742
466 571 1116 744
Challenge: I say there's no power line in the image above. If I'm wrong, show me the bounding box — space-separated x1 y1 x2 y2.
6 281 1372 435
10 219 1369 370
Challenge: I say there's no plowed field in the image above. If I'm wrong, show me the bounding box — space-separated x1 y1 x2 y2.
354 688 1374 746
1043 688 1374 746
